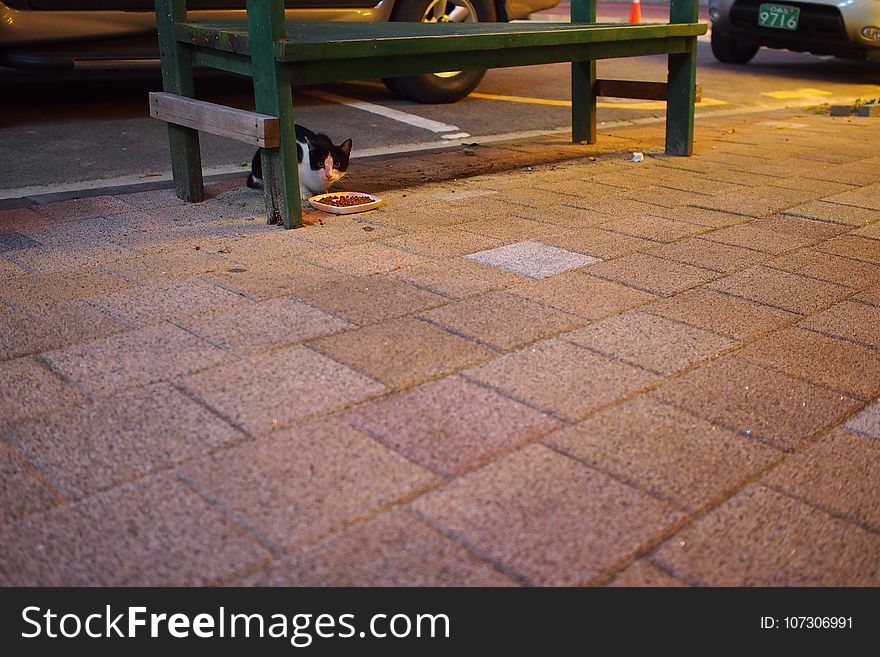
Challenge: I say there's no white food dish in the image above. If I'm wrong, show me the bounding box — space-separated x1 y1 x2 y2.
308 192 383 214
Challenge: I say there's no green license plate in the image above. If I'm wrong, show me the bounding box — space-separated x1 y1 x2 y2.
758 3 800 30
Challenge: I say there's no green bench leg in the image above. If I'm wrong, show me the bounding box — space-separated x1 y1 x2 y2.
666 0 699 156
155 0 204 202
571 0 597 144
247 0 302 229
665 46 697 156
572 60 597 144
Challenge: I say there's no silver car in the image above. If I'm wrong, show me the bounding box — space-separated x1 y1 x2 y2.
709 0 880 63
0 0 560 102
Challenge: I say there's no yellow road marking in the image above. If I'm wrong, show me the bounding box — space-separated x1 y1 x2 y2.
468 91 728 110
762 88 833 99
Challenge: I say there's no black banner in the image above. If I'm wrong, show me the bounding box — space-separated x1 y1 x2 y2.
1 587 876 653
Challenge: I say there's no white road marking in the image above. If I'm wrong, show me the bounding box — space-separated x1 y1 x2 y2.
304 89 462 134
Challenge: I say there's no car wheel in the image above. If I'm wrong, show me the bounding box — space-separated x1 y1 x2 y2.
710 27 759 64
382 0 497 103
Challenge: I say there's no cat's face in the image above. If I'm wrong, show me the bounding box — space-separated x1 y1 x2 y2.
306 136 352 186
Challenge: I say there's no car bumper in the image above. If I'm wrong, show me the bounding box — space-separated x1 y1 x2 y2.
709 0 880 60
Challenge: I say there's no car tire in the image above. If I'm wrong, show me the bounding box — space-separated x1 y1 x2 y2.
710 27 759 64
382 0 497 103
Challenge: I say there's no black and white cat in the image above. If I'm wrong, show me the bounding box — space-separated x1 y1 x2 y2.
246 124 352 200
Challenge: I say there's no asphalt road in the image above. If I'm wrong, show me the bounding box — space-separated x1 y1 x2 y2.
2 7 879 198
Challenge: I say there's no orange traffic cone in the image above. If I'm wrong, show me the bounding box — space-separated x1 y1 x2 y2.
629 0 642 23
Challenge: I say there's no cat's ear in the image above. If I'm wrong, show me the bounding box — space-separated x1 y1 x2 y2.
339 139 352 157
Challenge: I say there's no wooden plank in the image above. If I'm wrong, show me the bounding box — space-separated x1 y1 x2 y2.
596 79 702 102
287 37 694 85
189 46 252 76
155 0 204 203
149 92 280 147
173 21 707 61
666 0 700 155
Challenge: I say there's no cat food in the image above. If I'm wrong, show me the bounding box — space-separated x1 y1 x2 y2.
308 192 383 215
319 194 375 208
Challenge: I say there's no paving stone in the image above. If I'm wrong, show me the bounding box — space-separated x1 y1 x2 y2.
658 206 751 228
509 272 657 319
690 185 815 217
204 259 351 300
297 275 446 325
389 257 523 299
293 216 403 247
511 203 614 229
620 185 712 210
0 357 85 424
823 183 880 211
411 444 684 586
702 221 818 254
312 242 435 276
180 345 386 436
539 228 655 258
815 235 880 264
739 327 880 399
0 230 40 253
89 277 248 327
607 560 687 587
5 242 138 274
382 228 504 259
855 283 880 306
345 376 561 476
35 195 130 222
587 253 718 296
0 300 128 360
0 475 269 586
644 288 798 340
707 266 849 314
545 396 780 512
0 440 62 524
845 400 880 439
800 301 880 348
464 240 599 279
647 237 770 274
5 383 245 499
600 215 706 243
44 323 231 398
312 317 492 389
854 222 880 240
652 486 880 586
782 200 877 226
240 509 514 586
763 428 880 531
764 249 880 288
0 267 133 309
465 339 659 421
456 217 563 244
179 297 351 356
179 417 437 550
194 232 319 265
566 311 736 374
420 291 585 351
652 355 860 450
103 248 234 284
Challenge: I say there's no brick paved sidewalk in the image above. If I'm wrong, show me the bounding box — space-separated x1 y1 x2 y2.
1 108 879 586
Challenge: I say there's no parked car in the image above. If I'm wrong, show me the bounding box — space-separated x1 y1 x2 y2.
709 0 880 63
0 0 560 102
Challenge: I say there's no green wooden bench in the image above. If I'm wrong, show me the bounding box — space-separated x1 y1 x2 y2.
153 0 707 228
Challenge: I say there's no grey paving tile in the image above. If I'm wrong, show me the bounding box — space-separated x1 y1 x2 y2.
465 240 600 279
